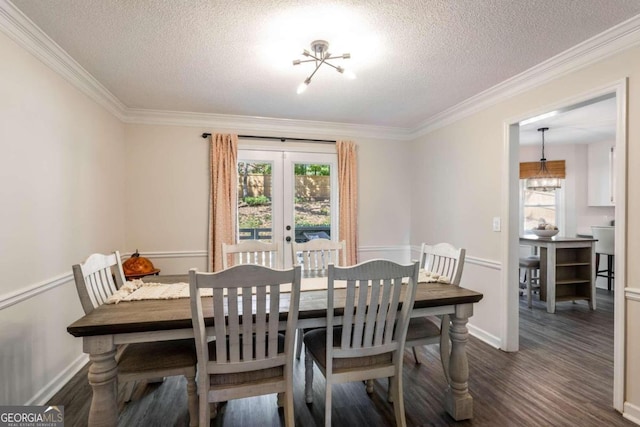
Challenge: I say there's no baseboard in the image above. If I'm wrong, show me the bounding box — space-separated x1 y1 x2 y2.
26 353 89 405
468 324 502 349
624 401 640 425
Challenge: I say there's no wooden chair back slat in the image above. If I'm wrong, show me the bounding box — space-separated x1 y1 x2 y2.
72 251 126 314
292 239 347 277
420 243 466 285
222 241 282 269
190 264 301 373
328 260 419 359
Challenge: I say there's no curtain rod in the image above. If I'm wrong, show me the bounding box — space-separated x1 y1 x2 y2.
201 133 335 144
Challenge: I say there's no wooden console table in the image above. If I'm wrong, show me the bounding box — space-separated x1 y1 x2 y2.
520 235 597 313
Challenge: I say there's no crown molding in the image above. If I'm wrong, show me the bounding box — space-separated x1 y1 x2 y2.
124 108 413 141
3 0 640 142
0 0 127 119
409 14 640 139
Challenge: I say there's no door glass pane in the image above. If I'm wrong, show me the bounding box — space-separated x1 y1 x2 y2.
237 161 273 241
293 163 332 243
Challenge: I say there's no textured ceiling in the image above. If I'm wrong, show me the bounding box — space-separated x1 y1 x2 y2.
10 0 640 128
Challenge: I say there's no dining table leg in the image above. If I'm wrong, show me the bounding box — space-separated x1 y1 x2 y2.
84 336 118 427
444 303 474 421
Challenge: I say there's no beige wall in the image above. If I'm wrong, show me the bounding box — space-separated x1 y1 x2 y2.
123 124 412 273
0 31 126 404
409 44 640 411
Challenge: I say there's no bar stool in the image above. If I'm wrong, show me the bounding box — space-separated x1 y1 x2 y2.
519 256 540 308
592 226 615 291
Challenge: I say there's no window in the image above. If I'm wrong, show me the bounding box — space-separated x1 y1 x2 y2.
520 181 564 234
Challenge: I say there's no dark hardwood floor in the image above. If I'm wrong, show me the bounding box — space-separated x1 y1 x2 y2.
51 289 633 426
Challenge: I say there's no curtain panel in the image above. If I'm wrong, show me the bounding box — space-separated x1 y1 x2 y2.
337 140 358 265
208 133 238 271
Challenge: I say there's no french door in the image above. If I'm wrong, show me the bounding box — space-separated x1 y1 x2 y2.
237 149 338 268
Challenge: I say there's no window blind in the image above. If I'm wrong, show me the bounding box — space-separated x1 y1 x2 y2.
519 160 566 179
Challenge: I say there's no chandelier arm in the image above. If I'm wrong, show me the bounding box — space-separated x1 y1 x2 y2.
323 62 343 72
295 58 322 64
306 58 326 82
325 55 348 60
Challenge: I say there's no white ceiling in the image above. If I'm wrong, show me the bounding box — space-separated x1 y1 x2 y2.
10 0 640 129
519 96 617 146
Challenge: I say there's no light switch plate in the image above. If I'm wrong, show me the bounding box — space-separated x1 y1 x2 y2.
492 217 501 232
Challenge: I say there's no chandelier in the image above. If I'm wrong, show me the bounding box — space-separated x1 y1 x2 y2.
526 127 561 191
293 40 355 94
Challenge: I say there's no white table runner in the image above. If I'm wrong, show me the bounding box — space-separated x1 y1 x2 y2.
105 269 448 304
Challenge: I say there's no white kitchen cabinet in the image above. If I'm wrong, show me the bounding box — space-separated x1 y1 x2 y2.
587 141 615 206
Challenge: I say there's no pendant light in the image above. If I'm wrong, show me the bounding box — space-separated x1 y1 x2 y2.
526 127 561 191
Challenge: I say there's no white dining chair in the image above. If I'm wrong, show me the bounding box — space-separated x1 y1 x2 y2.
222 240 282 269
303 259 420 427
291 238 347 359
405 243 466 374
189 264 301 426
72 251 198 426
592 226 615 291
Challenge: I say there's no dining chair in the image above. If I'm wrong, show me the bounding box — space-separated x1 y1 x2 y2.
291 238 347 359
405 243 466 374
222 240 282 269
303 259 420 427
592 226 615 291
189 264 301 426
72 251 198 426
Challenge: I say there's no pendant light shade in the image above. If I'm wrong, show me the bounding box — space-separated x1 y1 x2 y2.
526 127 561 191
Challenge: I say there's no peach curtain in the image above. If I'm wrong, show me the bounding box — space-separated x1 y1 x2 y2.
337 140 358 265
208 133 238 271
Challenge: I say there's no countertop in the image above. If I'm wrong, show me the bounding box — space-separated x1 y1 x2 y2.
520 235 597 242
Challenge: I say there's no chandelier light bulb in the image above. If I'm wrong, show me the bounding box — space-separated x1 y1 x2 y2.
343 69 357 80
297 81 309 94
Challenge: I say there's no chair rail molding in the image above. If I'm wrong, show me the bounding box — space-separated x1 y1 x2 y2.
464 255 502 271
0 272 73 310
625 287 640 302
125 250 208 259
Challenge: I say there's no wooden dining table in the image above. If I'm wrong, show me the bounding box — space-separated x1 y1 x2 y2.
67 275 483 426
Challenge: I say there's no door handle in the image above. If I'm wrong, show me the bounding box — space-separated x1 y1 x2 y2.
286 236 292 242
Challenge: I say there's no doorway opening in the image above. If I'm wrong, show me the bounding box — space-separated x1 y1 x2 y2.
503 80 627 411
